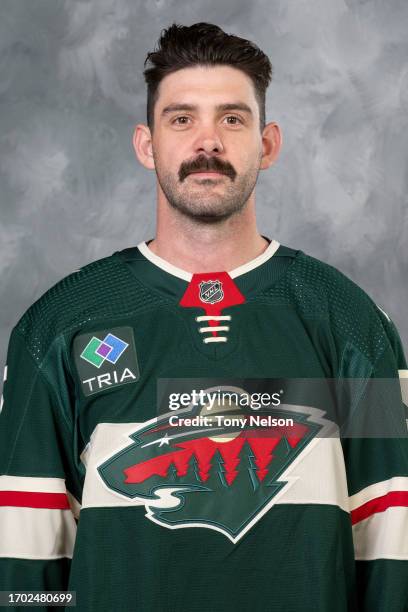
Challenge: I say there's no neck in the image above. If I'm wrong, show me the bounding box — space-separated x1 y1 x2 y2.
147 195 270 274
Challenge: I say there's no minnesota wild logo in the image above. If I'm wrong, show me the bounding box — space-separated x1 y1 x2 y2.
97 388 333 542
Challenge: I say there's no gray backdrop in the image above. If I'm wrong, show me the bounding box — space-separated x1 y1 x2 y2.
1 0 407 385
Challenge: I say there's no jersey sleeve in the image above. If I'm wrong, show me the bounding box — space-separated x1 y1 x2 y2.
0 326 80 600
342 313 408 611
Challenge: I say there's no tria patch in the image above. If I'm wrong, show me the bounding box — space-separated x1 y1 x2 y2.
73 326 140 396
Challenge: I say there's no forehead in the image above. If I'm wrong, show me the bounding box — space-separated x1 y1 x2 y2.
155 65 258 115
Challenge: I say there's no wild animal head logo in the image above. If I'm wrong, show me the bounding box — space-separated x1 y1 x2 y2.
97 387 332 542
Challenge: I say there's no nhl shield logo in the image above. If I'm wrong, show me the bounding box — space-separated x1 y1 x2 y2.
199 279 224 304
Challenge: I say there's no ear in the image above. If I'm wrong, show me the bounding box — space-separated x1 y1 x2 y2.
259 122 282 170
132 124 155 170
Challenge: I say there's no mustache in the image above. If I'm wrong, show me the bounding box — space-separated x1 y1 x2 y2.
179 154 236 181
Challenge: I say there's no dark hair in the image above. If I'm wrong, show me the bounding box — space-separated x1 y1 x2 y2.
143 22 272 133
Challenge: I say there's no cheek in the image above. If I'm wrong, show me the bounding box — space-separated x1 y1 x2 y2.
229 136 260 163
237 150 258 171
153 147 174 171
154 139 187 169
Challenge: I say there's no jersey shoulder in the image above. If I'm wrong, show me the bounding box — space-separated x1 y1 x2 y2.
292 250 376 309
12 251 161 366
286 250 395 363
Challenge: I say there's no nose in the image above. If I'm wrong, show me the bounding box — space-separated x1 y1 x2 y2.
194 126 224 155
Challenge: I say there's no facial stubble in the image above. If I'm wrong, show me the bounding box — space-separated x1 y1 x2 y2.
153 153 262 223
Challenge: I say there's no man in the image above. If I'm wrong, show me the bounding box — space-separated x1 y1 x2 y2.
0 22 407 612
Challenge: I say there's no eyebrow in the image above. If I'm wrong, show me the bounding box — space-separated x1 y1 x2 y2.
160 102 253 117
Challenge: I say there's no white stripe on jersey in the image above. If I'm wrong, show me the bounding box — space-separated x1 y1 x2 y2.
353 507 408 560
398 369 408 407
79 422 349 514
0 475 67 493
0 506 76 559
349 477 408 510
376 304 391 321
0 364 6 415
67 490 81 519
0 475 81 523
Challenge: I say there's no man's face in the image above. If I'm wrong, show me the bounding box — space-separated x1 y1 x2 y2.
151 65 264 222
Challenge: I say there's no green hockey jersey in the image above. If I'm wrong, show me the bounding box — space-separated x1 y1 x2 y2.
1 237 407 611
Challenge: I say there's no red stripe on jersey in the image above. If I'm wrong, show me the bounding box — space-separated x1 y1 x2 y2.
0 490 70 509
351 491 408 525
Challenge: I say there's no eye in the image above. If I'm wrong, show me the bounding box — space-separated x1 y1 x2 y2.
224 115 243 125
172 116 191 125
